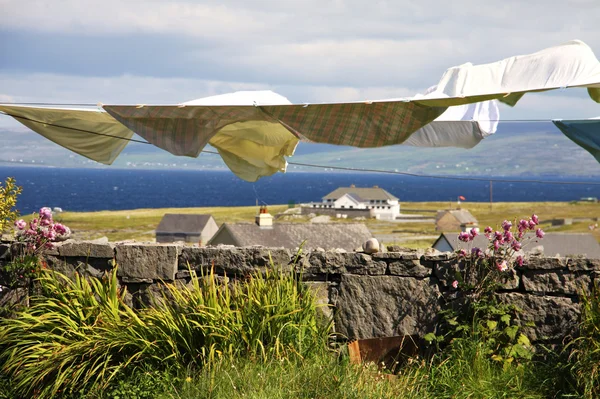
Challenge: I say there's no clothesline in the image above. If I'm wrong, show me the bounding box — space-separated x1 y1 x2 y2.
1 110 598 186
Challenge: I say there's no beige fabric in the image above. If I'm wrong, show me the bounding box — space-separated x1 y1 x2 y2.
0 105 133 165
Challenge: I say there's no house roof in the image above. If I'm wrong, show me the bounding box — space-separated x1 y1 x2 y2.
436 209 478 225
156 214 214 235
208 222 372 251
434 232 600 258
323 187 398 201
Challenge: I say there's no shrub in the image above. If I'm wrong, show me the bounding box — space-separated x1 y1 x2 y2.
0 258 330 398
0 177 21 235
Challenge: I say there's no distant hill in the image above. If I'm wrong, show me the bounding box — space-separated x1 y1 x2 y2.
0 122 598 176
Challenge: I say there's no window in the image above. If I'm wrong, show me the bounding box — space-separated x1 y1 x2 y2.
388 206 391 209
349 206 354 209
341 205 345 208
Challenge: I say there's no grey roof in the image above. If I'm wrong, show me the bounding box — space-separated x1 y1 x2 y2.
323 187 398 201
208 223 372 251
434 232 600 258
156 214 214 235
436 209 478 225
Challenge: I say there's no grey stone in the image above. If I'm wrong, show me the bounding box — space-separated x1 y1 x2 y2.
303 252 386 275
522 270 592 295
567 257 600 271
121 277 154 284
335 275 440 340
179 247 292 275
59 242 114 258
387 245 414 252
116 244 179 281
524 257 567 270
433 260 462 287
498 293 580 341
0 243 11 260
304 282 334 321
499 268 520 290
0 287 28 309
388 259 431 277
363 238 380 254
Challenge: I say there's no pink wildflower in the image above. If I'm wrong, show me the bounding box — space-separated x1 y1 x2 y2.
511 240 522 251
39 207 53 220
484 226 493 234
53 223 67 235
452 280 459 289
504 231 514 242
40 218 52 227
516 255 524 267
469 228 479 238
471 247 484 258
493 240 500 251
457 249 468 258
519 219 529 231
536 228 545 239
43 229 56 241
501 220 512 231
531 214 539 224
528 220 537 230
458 232 471 242
14 219 26 230
497 260 508 272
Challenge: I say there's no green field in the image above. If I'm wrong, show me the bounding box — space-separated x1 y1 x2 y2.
45 201 600 246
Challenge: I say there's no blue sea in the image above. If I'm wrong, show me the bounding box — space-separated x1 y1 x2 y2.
1 166 599 214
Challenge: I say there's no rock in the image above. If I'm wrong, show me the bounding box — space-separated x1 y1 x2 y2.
522 270 592 295
116 244 179 281
388 259 431 277
335 275 440 340
362 238 380 254
567 257 600 271
302 252 386 275
58 242 114 258
498 293 580 341
524 256 567 270
387 245 414 252
303 282 334 321
179 247 292 275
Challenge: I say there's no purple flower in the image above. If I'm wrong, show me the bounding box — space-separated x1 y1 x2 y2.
493 240 500 251
494 231 504 241
502 220 512 231
53 223 67 235
469 228 479 238
457 249 468 258
484 226 493 234
511 240 522 251
516 255 524 267
39 207 53 220
40 218 51 227
458 232 471 242
504 231 514 242
451 280 459 289
43 230 56 241
531 214 539 225
14 219 26 230
30 218 38 230
519 219 529 231
471 247 484 257
536 228 545 239
528 220 537 230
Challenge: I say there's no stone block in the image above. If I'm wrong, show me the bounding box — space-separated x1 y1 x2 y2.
498 293 580 341
335 275 440 340
499 268 520 290
567 257 600 271
0 243 11 260
523 257 567 270
303 252 386 275
59 242 114 258
388 259 431 277
303 282 334 321
0 287 28 310
522 270 592 295
180 247 292 275
116 244 178 281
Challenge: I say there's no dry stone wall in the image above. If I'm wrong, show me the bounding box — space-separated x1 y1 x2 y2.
1 240 598 344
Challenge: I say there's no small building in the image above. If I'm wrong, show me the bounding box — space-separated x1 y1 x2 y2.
156 214 218 245
435 209 478 232
208 207 372 251
432 232 600 258
303 185 400 220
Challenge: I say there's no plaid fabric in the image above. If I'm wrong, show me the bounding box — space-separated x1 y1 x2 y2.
104 105 269 157
104 101 446 155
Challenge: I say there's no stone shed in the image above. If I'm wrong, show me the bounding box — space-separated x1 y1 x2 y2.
155 214 218 245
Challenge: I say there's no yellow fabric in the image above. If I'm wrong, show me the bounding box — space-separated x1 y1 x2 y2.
209 120 299 182
0 105 134 165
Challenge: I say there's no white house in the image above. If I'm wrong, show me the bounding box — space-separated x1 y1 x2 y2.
313 185 400 220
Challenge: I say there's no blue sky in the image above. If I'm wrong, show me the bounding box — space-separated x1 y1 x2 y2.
1 0 600 129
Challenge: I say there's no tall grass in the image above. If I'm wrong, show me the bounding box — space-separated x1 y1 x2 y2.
0 262 329 398
568 281 600 399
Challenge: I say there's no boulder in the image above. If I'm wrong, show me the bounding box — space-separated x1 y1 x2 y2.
116 244 179 281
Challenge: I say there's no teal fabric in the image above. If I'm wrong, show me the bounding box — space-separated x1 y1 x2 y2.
553 119 600 163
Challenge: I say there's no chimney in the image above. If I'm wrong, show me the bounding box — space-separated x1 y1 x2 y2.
373 185 379 188
255 205 273 228
350 184 355 188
